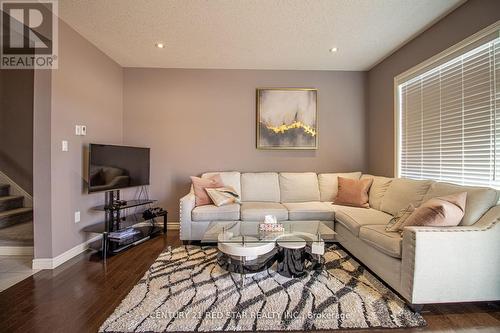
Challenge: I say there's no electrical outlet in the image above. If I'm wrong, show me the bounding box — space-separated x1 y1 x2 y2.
62 140 69 152
75 125 81 135
74 211 80 223
81 125 87 136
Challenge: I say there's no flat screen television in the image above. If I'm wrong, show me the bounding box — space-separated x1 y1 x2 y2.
88 144 150 193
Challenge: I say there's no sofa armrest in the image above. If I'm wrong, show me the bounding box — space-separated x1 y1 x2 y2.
179 189 196 240
401 205 500 304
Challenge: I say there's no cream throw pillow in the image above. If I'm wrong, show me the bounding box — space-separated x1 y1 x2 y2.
205 187 240 207
385 204 415 232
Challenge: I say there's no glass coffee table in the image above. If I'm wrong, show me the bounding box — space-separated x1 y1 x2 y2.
202 221 335 285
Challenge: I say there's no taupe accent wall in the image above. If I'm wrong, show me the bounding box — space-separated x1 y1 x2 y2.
123 68 367 220
34 20 123 258
33 69 52 258
366 0 500 177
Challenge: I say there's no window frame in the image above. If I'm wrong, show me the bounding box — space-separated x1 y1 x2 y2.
394 21 500 180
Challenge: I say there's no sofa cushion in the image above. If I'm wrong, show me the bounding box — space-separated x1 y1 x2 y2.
241 173 280 202
359 225 402 258
333 205 393 237
422 182 500 226
279 172 320 203
380 178 433 216
361 175 393 210
241 202 288 221
192 203 240 222
202 171 241 196
318 172 362 202
283 202 334 221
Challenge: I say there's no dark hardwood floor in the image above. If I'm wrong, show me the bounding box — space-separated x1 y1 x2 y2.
0 230 499 333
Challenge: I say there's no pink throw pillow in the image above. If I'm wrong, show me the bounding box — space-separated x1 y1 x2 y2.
190 174 224 206
334 177 373 208
401 192 467 229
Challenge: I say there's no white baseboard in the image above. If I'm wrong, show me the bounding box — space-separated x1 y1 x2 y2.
0 246 34 255
31 222 179 269
32 235 101 270
32 222 179 270
0 170 33 207
153 221 179 230
167 221 179 230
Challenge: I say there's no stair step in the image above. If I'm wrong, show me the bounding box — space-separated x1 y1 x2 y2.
0 195 24 212
0 207 33 229
0 184 10 197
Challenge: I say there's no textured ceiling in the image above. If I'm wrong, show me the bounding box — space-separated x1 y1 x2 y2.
59 0 463 70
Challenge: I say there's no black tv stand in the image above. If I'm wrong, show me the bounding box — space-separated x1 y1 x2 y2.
83 189 167 259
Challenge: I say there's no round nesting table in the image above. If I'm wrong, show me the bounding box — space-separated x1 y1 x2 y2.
217 234 277 286
216 229 326 286
217 235 275 261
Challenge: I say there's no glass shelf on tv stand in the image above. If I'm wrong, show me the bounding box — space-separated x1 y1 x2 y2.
91 199 157 211
88 224 164 254
82 212 157 234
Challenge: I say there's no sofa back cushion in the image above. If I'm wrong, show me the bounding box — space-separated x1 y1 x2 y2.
241 172 280 202
422 182 499 225
279 172 320 203
361 174 393 210
202 171 241 196
318 172 362 202
380 178 433 216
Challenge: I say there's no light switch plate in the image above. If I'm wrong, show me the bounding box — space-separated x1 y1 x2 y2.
74 211 80 223
81 125 87 136
75 125 81 135
62 140 69 152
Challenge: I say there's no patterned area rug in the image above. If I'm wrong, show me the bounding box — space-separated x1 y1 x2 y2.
100 245 425 332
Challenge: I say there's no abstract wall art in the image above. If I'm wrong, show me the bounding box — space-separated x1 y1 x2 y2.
256 88 318 149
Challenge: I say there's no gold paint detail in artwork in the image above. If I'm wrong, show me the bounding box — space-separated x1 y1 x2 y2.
263 120 317 137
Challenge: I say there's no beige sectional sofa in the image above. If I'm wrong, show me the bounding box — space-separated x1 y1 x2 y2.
180 171 500 305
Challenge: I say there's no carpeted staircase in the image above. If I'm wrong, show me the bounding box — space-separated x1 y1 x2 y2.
0 184 33 230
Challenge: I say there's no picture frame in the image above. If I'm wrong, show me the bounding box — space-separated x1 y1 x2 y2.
256 88 318 150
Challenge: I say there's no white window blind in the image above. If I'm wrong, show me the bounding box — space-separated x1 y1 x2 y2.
398 36 500 188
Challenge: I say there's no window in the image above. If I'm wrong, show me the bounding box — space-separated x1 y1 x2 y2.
396 25 500 188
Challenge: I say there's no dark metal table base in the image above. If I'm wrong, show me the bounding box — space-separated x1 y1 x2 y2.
217 248 278 274
277 246 306 278
217 245 324 280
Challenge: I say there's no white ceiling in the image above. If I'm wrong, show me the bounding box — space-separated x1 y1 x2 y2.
59 0 463 71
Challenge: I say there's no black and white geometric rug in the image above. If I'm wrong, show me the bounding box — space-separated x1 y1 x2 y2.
100 245 426 332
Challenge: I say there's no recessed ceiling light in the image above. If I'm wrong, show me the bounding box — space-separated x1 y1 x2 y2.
329 47 338 53
155 42 165 49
